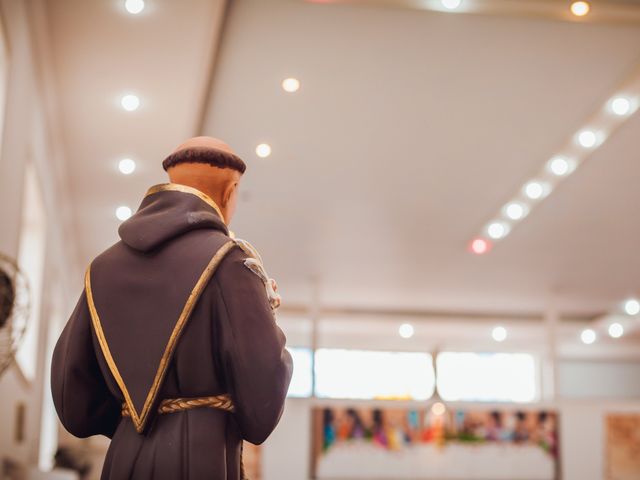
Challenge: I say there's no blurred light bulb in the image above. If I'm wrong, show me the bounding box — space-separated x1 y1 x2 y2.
116 206 132 221
118 158 136 175
570 1 590 16
492 326 507 342
504 202 528 220
282 78 300 93
470 238 491 255
441 0 462 9
398 323 414 339
487 222 509 240
256 143 272 158
525 182 543 199
624 299 640 316
125 0 145 14
577 130 598 148
610 96 632 116
524 181 549 200
431 402 446 416
121 94 140 111
547 156 575 176
608 323 624 338
581 328 596 345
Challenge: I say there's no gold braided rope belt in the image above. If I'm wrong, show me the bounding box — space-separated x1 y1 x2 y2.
121 394 235 417
121 394 248 479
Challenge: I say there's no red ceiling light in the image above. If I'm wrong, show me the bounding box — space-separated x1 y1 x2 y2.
469 238 491 255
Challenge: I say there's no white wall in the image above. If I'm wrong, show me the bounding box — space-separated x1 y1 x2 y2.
560 400 640 480
262 399 312 480
0 0 79 469
559 360 640 399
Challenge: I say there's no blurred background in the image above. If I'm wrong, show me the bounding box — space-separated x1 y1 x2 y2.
1 0 640 479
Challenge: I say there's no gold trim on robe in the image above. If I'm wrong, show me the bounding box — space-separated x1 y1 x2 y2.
144 183 227 225
85 240 237 433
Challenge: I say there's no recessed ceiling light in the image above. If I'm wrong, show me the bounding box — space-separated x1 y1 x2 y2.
547 156 576 176
116 206 132 221
524 181 550 200
470 238 491 255
504 202 528 221
570 1 590 17
431 402 446 416
256 143 272 158
398 323 414 339
492 326 507 342
125 0 145 14
624 298 640 316
610 96 632 116
487 222 510 240
441 0 462 9
121 94 140 111
580 328 596 345
118 158 136 175
282 78 300 93
577 129 598 148
608 323 624 339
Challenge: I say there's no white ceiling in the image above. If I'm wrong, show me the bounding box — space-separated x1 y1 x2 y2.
45 0 640 318
45 0 227 263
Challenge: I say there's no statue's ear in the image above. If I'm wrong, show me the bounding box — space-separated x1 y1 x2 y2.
221 180 236 207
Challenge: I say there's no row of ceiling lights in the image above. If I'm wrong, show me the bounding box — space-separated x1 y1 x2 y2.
113 0 301 221
440 0 592 17
469 91 637 256
580 298 640 345
444 1 640 352
396 298 640 343
459 0 639 255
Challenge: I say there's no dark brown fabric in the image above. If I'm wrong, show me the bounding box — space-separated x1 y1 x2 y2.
51 187 293 480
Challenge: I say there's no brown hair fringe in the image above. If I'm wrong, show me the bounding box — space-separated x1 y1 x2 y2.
162 147 246 174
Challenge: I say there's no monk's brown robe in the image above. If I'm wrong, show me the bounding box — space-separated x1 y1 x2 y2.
51 184 293 480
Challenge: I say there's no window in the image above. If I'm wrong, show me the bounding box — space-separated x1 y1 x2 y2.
0 16 8 151
315 349 435 400
287 347 313 398
15 163 47 381
436 352 538 403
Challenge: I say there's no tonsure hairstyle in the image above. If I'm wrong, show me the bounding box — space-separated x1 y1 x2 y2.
162 147 247 174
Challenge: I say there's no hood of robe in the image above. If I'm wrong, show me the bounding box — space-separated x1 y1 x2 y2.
119 183 228 252
86 183 235 433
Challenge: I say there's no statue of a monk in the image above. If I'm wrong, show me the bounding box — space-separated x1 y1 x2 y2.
51 137 293 480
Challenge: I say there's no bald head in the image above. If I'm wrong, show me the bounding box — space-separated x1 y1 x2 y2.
163 136 245 224
171 136 236 156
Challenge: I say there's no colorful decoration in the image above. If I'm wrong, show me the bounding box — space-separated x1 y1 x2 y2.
312 406 560 480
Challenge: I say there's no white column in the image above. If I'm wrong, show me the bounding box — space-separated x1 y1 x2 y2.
309 277 321 399
542 302 560 402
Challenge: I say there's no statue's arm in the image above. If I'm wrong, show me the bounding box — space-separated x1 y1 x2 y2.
213 248 293 445
50 291 120 439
